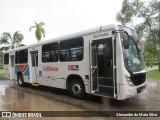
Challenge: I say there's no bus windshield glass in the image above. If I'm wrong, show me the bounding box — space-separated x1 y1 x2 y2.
118 25 145 72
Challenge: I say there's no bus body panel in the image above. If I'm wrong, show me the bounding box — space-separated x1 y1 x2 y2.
118 81 147 100
15 63 30 82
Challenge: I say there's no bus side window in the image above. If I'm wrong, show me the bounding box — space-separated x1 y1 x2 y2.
15 51 19 64
42 42 58 62
4 53 9 64
59 37 83 62
19 49 28 64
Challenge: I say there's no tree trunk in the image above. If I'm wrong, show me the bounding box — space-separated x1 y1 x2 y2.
158 43 160 71
158 8 160 70
158 48 160 71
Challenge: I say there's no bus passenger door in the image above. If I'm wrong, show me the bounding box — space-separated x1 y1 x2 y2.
10 55 15 80
90 38 117 98
30 51 38 84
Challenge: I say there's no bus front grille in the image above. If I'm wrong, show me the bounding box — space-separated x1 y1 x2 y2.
131 73 146 86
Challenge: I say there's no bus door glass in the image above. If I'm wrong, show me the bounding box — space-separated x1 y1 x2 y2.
31 51 38 83
90 41 98 92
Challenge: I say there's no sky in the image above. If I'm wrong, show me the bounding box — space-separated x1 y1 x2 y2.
0 0 124 46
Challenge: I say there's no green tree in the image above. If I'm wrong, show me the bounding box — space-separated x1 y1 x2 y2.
0 52 3 63
143 40 158 66
29 21 46 42
116 0 160 70
0 31 24 49
0 33 10 46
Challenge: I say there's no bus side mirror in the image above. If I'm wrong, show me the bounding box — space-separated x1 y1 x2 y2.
122 32 129 49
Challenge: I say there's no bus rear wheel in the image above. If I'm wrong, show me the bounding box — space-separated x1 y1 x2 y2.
17 74 25 87
69 79 85 99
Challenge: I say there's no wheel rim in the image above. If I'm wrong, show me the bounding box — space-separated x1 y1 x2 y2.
72 83 82 95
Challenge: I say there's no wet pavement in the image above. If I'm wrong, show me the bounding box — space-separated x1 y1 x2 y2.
0 78 160 120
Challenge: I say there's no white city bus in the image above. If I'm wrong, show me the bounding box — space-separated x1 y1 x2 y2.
3 24 147 100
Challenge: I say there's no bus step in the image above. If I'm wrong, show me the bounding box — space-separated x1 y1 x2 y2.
32 83 39 87
98 85 113 88
98 77 113 86
94 92 114 98
96 85 114 97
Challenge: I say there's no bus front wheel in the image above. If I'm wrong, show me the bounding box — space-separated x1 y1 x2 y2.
17 74 25 87
70 79 85 99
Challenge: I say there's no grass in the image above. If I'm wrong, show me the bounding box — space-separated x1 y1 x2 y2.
147 70 160 80
0 117 4 120
145 65 160 80
0 69 4 76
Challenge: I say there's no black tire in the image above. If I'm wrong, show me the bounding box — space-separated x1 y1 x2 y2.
69 79 86 99
17 74 25 87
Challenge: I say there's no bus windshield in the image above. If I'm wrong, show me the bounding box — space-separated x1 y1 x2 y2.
118 26 145 73
123 37 145 72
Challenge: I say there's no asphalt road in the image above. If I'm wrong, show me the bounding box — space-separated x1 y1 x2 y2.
0 78 160 120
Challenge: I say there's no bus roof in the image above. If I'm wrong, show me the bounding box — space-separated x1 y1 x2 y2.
3 24 119 53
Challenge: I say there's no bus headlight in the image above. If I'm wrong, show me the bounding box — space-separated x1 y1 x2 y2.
125 75 134 87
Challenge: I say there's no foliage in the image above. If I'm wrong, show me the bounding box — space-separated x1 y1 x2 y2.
0 117 4 120
117 0 160 41
0 65 3 69
0 33 10 45
29 21 46 42
0 69 4 76
0 52 3 63
116 0 160 70
147 70 160 80
143 40 158 65
0 31 24 49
